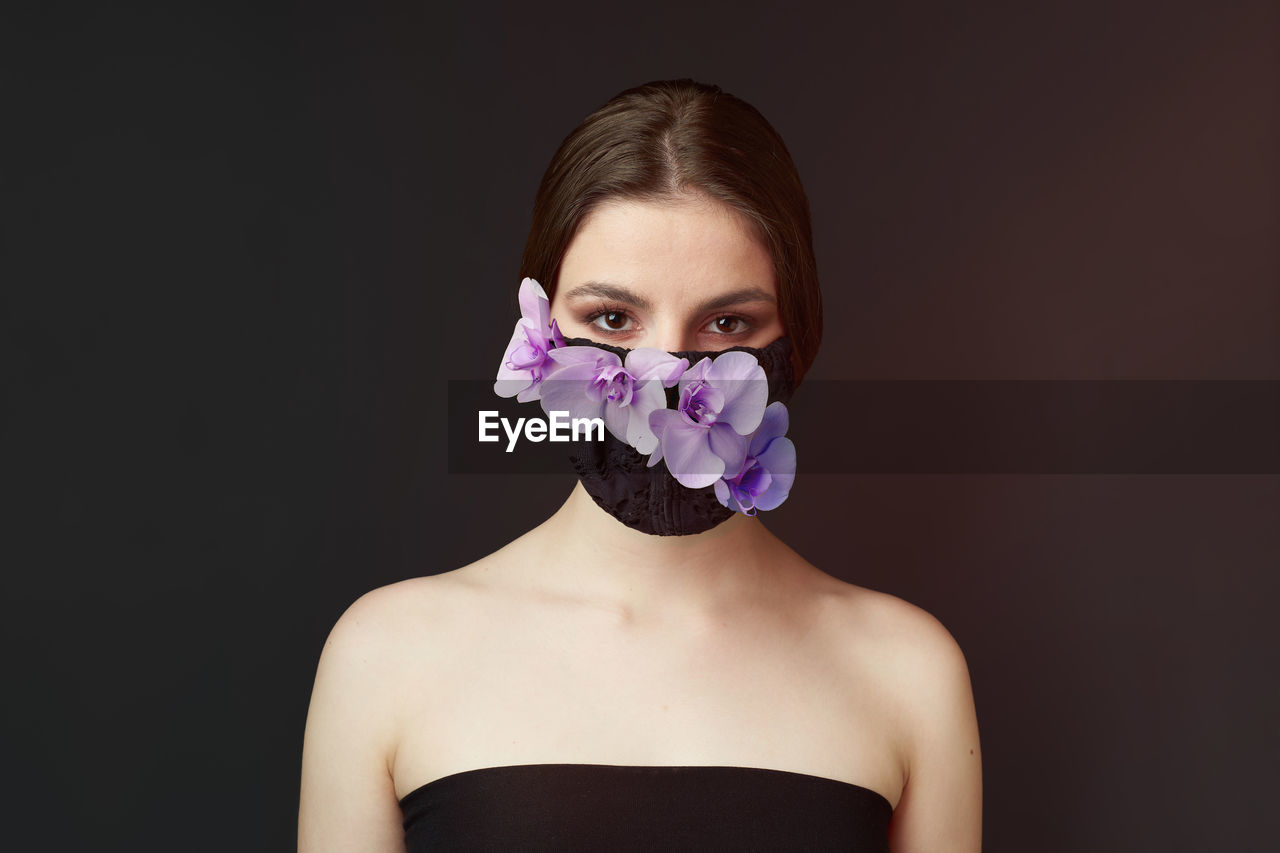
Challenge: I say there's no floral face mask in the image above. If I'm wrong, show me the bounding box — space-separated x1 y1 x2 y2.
494 277 798 536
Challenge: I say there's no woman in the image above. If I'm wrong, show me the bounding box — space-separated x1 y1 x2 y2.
299 79 982 852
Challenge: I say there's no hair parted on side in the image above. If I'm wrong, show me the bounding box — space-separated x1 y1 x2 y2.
519 78 822 384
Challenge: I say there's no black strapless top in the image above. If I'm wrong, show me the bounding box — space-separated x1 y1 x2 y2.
399 763 893 851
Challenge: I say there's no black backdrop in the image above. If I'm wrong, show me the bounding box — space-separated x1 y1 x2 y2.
3 1 1277 850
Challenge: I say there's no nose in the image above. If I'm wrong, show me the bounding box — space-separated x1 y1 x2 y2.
650 327 691 348
648 327 694 354
643 315 695 354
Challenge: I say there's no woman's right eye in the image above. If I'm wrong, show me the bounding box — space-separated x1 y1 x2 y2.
588 310 634 332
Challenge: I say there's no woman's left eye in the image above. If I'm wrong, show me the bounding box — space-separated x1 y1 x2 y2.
706 316 750 335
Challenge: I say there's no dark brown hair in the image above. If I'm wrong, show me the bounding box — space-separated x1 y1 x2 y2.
519 78 822 384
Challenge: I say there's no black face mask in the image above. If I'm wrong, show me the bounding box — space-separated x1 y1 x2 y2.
558 335 797 536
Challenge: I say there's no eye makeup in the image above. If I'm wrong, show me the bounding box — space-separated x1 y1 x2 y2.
577 301 761 341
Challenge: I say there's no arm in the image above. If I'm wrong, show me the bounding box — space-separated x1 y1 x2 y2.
888 612 983 852
298 588 407 853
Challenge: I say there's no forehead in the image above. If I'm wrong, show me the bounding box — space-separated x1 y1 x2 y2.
556 196 776 303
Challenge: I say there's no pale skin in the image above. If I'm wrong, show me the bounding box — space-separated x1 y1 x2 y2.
298 193 983 852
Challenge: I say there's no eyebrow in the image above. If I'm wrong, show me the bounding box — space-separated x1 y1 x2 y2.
562 280 776 313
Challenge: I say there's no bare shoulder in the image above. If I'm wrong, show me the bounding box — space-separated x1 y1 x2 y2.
818 582 982 850
326 562 499 659
333 568 479 626
840 584 969 678
306 575 463 744
845 584 974 731
299 564 505 851
299 571 484 852
872 591 974 725
308 561 505 739
803 572 967 670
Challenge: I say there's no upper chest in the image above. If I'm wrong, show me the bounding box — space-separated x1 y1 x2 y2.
389 582 910 809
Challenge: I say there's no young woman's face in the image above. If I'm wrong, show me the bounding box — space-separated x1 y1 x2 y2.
549 195 784 353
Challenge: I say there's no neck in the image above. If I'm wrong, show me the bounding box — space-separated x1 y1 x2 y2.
522 481 788 625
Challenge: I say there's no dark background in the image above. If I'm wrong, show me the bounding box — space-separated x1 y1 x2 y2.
3 1 1276 850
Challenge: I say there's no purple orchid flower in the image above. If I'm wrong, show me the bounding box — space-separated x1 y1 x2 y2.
494 277 567 403
538 345 688 454
715 401 796 514
645 350 769 490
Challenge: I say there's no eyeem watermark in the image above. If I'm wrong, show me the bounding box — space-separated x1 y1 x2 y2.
478 410 605 452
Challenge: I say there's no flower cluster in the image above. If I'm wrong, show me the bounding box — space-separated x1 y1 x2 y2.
493 278 796 516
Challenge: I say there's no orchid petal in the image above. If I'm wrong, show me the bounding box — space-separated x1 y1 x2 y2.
603 398 631 444
495 320 538 399
626 348 689 387
495 371 533 399
752 436 796 511
547 345 614 370
742 465 772 499
518 277 551 330
748 401 790 456
625 379 667 455
676 357 712 395
661 423 724 489
686 383 725 419
709 351 768 435
646 407 687 467
537 361 605 423
707 422 748 478
515 384 543 404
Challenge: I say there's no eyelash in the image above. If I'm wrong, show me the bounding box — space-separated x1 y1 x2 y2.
580 302 755 338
